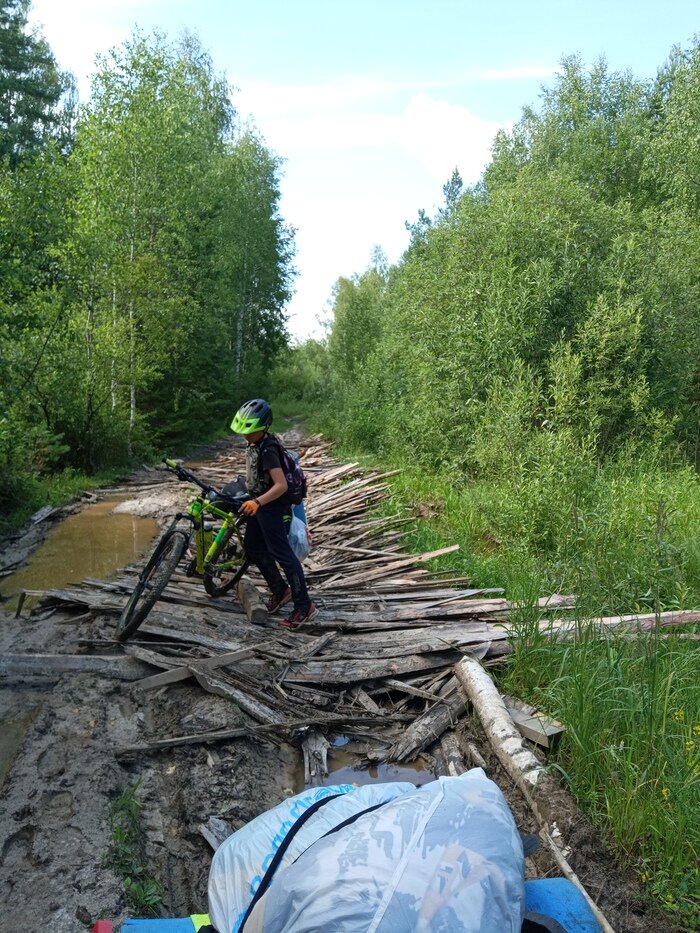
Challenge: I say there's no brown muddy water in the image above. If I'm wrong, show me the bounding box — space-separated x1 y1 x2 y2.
321 738 435 788
0 494 158 609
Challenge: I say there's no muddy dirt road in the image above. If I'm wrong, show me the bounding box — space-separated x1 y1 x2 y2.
0 435 672 932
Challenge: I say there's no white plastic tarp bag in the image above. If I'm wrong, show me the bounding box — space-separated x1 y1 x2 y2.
287 514 311 561
208 782 415 933
245 769 525 933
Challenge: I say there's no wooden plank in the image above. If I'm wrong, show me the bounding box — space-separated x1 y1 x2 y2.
133 647 257 690
502 695 565 750
349 686 381 713
116 713 402 754
188 666 286 725
381 678 442 703
283 650 463 685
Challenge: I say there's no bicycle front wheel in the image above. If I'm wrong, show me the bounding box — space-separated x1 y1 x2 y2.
116 529 187 642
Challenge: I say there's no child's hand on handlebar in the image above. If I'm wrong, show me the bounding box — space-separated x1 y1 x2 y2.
240 498 260 517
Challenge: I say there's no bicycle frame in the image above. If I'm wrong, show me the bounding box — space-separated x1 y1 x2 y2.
163 458 247 579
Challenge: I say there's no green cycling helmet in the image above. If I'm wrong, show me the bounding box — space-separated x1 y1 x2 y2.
231 398 273 434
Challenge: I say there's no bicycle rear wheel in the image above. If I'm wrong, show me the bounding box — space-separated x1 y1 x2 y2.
116 529 187 642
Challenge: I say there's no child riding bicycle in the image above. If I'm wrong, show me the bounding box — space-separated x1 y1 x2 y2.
231 398 317 628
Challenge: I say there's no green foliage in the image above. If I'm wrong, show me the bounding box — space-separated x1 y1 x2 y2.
328 251 388 382
0 0 73 165
107 778 163 917
485 55 654 205
268 338 334 407
501 634 700 927
0 26 295 523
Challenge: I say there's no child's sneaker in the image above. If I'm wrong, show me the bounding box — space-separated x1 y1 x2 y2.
267 586 292 614
279 602 318 629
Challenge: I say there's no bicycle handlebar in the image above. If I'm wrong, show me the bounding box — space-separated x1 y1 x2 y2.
163 458 219 497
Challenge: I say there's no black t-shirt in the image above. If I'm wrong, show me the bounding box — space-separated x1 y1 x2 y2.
245 435 282 496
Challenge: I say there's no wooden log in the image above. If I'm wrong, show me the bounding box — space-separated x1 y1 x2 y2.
14 590 26 618
539 607 700 637
236 579 270 627
0 653 152 680
199 817 234 851
454 656 614 933
188 666 285 725
439 731 467 776
461 739 488 771
387 677 465 762
454 657 546 789
381 677 442 703
116 714 398 754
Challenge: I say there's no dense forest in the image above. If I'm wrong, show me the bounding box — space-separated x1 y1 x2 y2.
1 0 294 521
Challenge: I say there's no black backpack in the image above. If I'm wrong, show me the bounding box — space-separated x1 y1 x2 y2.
261 436 307 505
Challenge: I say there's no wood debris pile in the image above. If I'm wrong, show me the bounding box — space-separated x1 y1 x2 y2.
20 434 697 766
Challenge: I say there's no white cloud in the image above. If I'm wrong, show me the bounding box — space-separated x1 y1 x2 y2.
238 83 502 184
397 93 502 182
237 76 446 115
28 0 169 97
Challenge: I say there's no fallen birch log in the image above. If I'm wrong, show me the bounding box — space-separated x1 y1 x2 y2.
454 655 614 933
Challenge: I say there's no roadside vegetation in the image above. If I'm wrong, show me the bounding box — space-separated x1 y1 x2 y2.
107 779 163 916
271 45 700 928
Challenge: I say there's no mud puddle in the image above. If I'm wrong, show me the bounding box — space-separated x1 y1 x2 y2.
0 494 158 609
322 738 434 788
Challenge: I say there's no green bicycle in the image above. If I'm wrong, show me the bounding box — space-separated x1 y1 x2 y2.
116 458 250 642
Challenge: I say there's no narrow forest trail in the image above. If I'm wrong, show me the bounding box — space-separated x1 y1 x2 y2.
0 434 673 933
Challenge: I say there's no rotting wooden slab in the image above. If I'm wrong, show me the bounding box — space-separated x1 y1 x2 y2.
502 696 565 751
131 647 258 689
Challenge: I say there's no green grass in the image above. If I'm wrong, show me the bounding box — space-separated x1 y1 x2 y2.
293 404 700 928
1 465 128 533
502 624 700 927
107 778 163 917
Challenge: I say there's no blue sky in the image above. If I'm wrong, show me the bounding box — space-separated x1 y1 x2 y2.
29 1 700 338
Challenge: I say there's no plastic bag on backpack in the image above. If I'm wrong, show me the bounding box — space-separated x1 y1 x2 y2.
208 782 415 933
245 769 525 933
288 514 311 561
